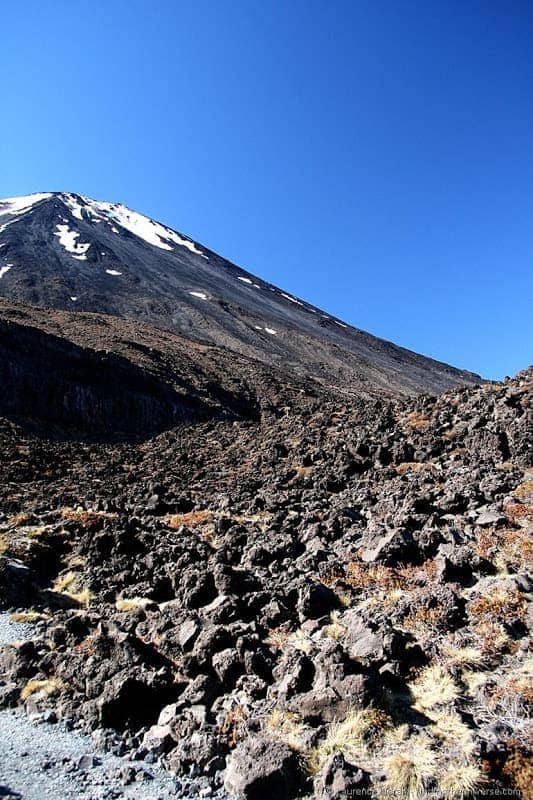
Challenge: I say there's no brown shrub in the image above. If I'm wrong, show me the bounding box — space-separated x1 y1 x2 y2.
61 507 118 530
7 512 33 526
502 744 533 800
345 560 437 592
163 510 215 529
469 587 527 625
512 480 533 501
503 501 533 525
395 462 438 475
218 702 249 748
477 527 533 572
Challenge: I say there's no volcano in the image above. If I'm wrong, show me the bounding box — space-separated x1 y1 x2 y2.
0 192 481 396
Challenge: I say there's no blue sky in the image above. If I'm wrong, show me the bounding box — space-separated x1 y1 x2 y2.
2 1 532 379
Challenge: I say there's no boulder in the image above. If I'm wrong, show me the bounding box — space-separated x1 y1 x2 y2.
224 735 301 799
314 752 370 799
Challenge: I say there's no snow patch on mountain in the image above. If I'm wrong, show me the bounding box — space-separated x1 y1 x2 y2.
62 194 85 220
189 291 207 299
0 265 12 279
54 225 91 260
106 269 122 276
79 198 208 258
281 292 304 307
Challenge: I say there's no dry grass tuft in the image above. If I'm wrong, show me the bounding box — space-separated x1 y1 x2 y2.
287 629 313 655
264 626 291 649
403 411 433 431
441 645 486 670
512 480 533 501
503 501 533 526
395 461 439 475
307 707 386 775
115 596 154 612
266 709 308 752
429 712 476 757
469 586 526 625
9 611 49 624
472 620 515 657
383 738 438 800
502 744 533 800
477 526 533 572
7 512 34 526
409 666 460 711
20 678 64 701
52 572 91 607
218 702 249 748
324 611 346 640
440 763 485 800
52 571 78 593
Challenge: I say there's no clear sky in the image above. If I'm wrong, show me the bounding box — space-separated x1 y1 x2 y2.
2 1 532 379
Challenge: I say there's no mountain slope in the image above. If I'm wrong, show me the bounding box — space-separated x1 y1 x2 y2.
0 192 481 396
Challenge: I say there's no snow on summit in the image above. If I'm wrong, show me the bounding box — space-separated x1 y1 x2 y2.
85 199 207 257
0 192 208 258
0 193 52 216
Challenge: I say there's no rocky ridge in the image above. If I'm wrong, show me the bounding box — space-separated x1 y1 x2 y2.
0 362 531 799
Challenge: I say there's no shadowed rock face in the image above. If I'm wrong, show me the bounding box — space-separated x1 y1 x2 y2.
0 192 482 396
0 318 206 436
0 299 323 438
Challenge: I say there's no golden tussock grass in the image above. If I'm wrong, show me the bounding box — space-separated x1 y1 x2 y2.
266 709 308 752
324 611 346 640
395 462 439 475
382 737 438 800
512 479 533 501
115 596 155 612
164 509 272 531
20 678 65 701
52 571 91 607
9 611 49 624
440 763 485 800
503 501 533 525
345 560 437 593
264 626 291 649
409 665 460 711
402 411 433 431
7 512 34 526
218 702 249 748
307 707 386 775
164 510 215 528
502 745 533 800
440 644 486 670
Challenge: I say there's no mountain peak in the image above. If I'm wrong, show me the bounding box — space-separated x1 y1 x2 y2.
1 192 206 256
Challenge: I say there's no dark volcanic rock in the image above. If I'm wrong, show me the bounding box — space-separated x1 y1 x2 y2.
0 305 530 800
224 735 301 799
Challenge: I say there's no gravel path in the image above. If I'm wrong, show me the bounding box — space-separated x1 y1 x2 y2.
0 615 229 800
0 613 32 646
